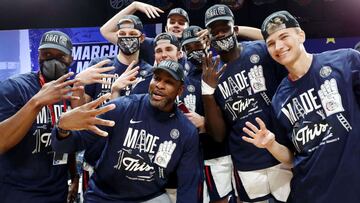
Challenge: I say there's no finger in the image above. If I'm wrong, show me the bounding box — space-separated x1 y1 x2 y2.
55 72 74 83
255 117 267 131
207 52 213 68
245 121 259 133
147 7 156 18
242 136 255 144
96 73 117 79
87 93 112 109
143 8 151 18
91 103 116 116
88 125 109 137
217 64 227 77
96 66 115 73
151 7 161 17
58 78 80 88
242 127 256 138
125 60 138 73
93 117 116 127
62 95 80 101
154 7 164 14
95 59 112 68
127 77 139 86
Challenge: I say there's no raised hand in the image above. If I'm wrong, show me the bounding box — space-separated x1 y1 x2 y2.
75 59 115 86
318 78 344 117
57 93 116 137
111 60 139 94
184 111 205 129
248 65 267 93
154 141 177 168
33 72 83 106
242 117 275 149
133 1 164 19
196 29 210 48
201 52 227 89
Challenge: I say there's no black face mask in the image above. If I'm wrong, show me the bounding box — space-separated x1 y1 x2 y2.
186 49 206 67
210 33 237 53
40 59 68 82
117 36 140 55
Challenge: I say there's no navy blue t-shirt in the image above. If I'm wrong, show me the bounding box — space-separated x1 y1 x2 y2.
214 41 287 171
272 49 360 203
0 72 69 203
52 94 201 202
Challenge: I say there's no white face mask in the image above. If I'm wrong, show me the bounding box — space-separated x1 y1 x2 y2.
186 49 206 66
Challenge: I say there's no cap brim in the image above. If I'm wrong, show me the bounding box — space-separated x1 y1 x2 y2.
39 43 71 55
205 16 234 27
182 38 199 46
168 13 189 22
153 67 181 81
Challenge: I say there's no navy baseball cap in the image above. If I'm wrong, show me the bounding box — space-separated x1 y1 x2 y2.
154 33 181 49
182 26 203 46
154 60 185 81
38 31 72 55
117 15 143 32
167 8 189 23
261 10 300 40
205 4 234 28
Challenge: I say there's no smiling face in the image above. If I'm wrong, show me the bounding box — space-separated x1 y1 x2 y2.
149 69 183 112
154 42 181 64
165 14 189 38
265 27 305 68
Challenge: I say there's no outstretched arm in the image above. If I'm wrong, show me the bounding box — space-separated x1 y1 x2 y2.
0 72 82 154
235 26 263 40
100 1 164 44
242 117 294 167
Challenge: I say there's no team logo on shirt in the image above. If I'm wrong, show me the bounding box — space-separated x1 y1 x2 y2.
184 94 197 112
154 141 177 168
250 54 260 64
187 85 195 93
170 129 180 139
248 65 267 93
318 79 344 117
319 66 332 78
140 70 148 77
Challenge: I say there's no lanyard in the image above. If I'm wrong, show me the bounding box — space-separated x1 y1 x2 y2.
38 73 67 126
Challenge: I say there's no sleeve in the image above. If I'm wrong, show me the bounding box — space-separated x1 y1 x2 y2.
176 128 201 203
51 128 104 153
0 79 25 122
51 99 117 154
349 49 360 105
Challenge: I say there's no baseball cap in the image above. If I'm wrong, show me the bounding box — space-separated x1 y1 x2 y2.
182 26 203 46
205 4 234 28
117 15 143 32
154 33 181 50
167 8 189 23
261 10 300 40
38 31 72 55
154 60 185 81
354 41 360 52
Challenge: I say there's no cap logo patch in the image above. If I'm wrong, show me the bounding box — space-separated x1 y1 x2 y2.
206 6 226 18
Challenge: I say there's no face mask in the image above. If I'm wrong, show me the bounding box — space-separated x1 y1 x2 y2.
210 33 237 53
186 49 206 67
40 59 68 82
117 36 140 55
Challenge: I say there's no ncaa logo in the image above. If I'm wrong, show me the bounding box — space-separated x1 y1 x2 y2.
320 66 332 78
187 85 195 93
250 54 260 64
170 129 180 139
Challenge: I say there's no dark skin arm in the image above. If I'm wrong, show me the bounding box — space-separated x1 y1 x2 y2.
201 53 228 142
0 72 81 154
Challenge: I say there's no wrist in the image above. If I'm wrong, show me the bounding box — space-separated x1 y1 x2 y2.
56 119 71 138
201 80 215 95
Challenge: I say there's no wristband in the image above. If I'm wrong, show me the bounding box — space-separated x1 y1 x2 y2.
201 80 215 95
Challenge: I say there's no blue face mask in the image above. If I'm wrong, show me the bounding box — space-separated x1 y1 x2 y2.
117 36 140 55
40 59 68 82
